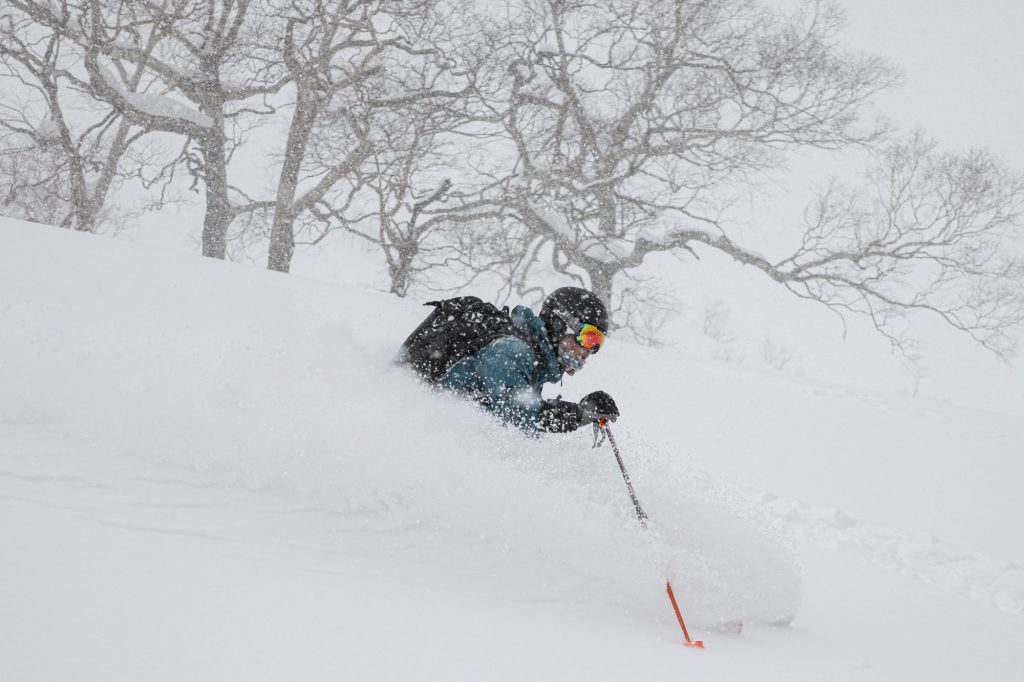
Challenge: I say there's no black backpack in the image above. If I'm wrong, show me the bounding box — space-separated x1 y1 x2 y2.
397 296 537 384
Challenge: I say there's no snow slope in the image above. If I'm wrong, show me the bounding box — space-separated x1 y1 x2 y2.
2 218 1023 681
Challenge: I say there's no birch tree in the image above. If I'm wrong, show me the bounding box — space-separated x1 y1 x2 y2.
482 0 1022 354
297 0 507 290
493 0 894 305
7 0 290 258
0 8 162 232
261 0 398 273
769 134 1024 358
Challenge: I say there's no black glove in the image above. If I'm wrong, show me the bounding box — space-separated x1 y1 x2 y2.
534 392 620 433
535 399 582 432
578 390 619 424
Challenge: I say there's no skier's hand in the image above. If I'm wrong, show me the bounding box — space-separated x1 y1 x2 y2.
578 390 619 424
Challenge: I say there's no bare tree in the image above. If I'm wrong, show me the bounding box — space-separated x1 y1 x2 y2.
144 0 493 276
5 0 504 279
773 134 1024 358
488 0 896 305
308 104 506 296
471 0 1023 356
610 133 1024 356
8 0 292 258
4 0 1018 362
297 0 507 290
259 0 388 273
0 8 162 232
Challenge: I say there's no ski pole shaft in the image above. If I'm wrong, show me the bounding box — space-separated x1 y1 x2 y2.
600 421 704 649
603 423 648 527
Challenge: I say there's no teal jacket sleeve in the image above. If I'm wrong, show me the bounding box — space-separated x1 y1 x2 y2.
441 337 542 429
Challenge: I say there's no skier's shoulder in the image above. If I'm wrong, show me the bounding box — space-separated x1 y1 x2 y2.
485 305 545 355
477 334 536 366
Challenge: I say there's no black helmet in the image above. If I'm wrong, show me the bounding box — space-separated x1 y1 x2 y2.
540 287 609 341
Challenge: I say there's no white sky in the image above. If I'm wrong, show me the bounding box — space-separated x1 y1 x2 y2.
839 0 1024 165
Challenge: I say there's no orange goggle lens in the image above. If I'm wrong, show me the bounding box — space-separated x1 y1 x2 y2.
575 324 606 351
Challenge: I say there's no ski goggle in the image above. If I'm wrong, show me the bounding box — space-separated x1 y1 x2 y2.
575 323 606 352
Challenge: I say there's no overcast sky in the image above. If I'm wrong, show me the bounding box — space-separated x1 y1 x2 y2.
833 0 1023 164
735 0 1024 249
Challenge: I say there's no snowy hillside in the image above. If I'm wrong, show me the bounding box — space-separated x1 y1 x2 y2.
2 218 1023 681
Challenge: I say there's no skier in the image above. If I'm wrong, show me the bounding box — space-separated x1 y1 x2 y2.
398 287 619 432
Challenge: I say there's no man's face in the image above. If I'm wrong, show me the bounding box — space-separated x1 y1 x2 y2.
557 334 595 375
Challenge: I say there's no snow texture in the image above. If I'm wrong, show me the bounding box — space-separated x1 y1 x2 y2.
1 218 1022 681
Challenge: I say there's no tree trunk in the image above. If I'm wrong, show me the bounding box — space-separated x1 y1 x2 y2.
267 210 296 273
200 131 230 260
268 89 319 273
588 266 615 322
75 201 97 232
388 243 415 297
589 189 618 318
389 271 410 297
46 81 94 232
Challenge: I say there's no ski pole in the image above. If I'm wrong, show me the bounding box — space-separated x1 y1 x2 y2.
604 422 648 528
600 420 705 649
